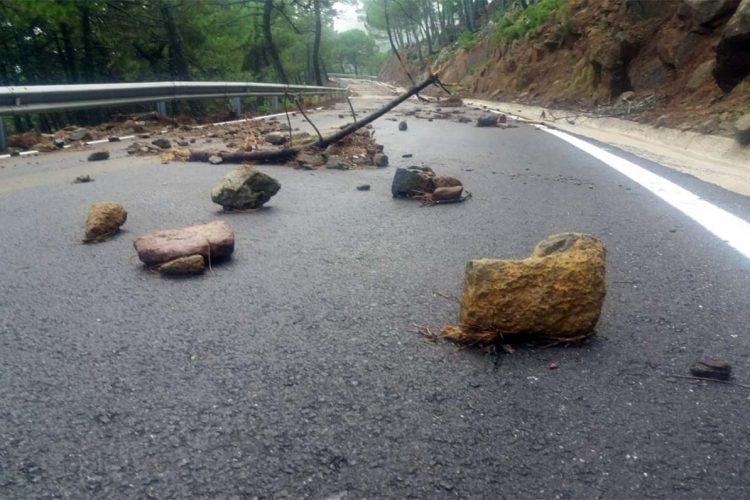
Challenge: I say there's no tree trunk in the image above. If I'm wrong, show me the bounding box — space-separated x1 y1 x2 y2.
80 5 95 82
159 0 191 81
263 0 288 84
312 0 323 86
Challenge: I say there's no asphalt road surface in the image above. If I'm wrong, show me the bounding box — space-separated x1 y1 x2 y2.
2 80 750 499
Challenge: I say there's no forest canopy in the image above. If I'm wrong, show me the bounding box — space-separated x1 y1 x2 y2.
0 0 387 87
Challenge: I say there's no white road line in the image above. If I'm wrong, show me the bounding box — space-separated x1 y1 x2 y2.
542 127 750 261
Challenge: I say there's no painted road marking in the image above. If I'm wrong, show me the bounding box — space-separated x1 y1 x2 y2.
542 127 750 261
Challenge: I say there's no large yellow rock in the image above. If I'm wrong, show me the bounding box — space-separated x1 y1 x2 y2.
452 233 606 342
83 202 127 243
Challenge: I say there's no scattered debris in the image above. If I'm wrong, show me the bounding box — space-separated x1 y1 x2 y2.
126 142 162 155
457 116 472 123
83 202 127 243
326 155 350 170
87 151 110 162
428 186 464 202
398 121 408 131
108 136 120 142
210 165 281 210
432 176 463 188
441 233 606 345
441 95 464 107
690 358 732 380
9 149 21 157
53 138 65 148
73 175 94 184
134 221 235 267
208 155 223 165
402 153 413 158
151 138 172 149
356 184 371 191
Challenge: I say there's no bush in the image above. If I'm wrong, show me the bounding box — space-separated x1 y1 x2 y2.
492 0 569 44
457 31 480 51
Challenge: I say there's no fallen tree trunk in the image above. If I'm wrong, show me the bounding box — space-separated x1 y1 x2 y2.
188 74 439 164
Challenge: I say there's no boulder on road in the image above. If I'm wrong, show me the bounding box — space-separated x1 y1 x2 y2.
443 233 606 343
211 165 281 210
134 221 235 267
477 114 498 127
151 138 171 149
391 167 435 198
83 202 127 243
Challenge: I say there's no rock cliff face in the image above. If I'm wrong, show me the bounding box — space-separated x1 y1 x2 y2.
379 0 750 135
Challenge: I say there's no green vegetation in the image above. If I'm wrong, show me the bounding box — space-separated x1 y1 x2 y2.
457 31 480 51
493 0 569 43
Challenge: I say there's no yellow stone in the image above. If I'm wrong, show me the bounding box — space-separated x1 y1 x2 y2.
83 202 127 243
455 233 606 341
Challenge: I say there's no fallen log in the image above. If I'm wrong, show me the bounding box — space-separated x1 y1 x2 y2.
188 74 440 164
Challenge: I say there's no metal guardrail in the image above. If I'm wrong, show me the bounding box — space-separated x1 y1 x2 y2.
0 81 347 150
328 73 378 81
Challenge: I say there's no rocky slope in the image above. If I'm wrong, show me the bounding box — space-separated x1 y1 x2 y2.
379 0 750 140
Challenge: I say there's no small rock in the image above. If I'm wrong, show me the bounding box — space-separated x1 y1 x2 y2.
9 148 21 157
265 132 288 146
177 140 189 147
208 155 223 165
151 138 171 149
134 221 235 267
548 362 559 370
157 255 206 276
210 165 281 209
477 114 498 127
189 138 196 144
457 116 472 123
431 185 463 202
68 128 92 142
690 358 732 380
432 176 463 188
402 153 413 158
297 152 325 167
137 133 151 139
83 202 127 243
53 138 65 148
108 136 120 142
73 175 94 184
372 153 389 167
356 184 371 191
88 151 110 162
325 155 350 170
398 121 408 131
734 113 750 145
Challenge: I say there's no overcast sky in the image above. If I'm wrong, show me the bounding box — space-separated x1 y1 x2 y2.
333 2 365 32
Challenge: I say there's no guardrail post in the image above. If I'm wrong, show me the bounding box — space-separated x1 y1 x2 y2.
271 96 279 113
231 97 241 117
156 101 167 116
0 117 6 151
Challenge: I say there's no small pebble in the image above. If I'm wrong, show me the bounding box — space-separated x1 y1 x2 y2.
356 184 370 191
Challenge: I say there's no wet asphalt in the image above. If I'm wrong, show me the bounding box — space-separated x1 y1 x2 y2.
2 81 750 499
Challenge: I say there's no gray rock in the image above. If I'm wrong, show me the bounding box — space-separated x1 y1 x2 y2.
265 132 288 146
356 184 371 191
87 151 110 162
108 136 120 142
73 175 94 184
325 155 350 170
391 167 435 198
53 138 65 148
689 357 732 380
684 0 740 26
372 153 389 167
177 140 189 147
208 155 223 165
734 112 750 145
134 221 235 267
297 152 325 167
151 138 171 149
210 165 281 209
398 121 408 131
68 128 91 142
8 148 20 157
